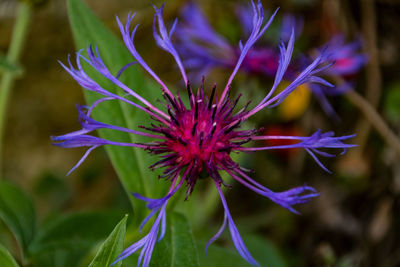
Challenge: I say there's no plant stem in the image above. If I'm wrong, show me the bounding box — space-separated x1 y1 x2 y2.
345 89 400 156
333 75 400 156
353 0 382 152
0 2 32 174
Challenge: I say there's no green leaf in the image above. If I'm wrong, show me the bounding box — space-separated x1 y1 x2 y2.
66 0 168 222
88 215 128 267
0 180 36 252
29 211 123 267
0 243 19 267
244 235 287 267
121 212 199 267
197 235 287 267
197 241 247 267
149 212 199 267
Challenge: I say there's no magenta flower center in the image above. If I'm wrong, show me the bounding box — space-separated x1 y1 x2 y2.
169 109 226 164
145 82 252 195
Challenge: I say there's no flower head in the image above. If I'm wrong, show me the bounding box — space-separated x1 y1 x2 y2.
53 1 356 266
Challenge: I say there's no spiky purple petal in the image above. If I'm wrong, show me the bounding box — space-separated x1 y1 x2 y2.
224 167 319 214
213 182 259 266
152 4 188 84
219 1 279 104
237 129 356 172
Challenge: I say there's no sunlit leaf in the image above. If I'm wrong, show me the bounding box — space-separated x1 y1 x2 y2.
88 215 128 267
0 243 18 267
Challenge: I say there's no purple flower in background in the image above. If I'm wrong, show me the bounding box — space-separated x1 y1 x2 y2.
177 3 366 119
324 35 366 76
177 3 301 81
176 2 235 80
280 14 304 42
52 1 356 266
308 35 367 119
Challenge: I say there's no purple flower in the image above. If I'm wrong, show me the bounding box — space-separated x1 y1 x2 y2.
177 2 283 81
177 3 366 119
324 35 367 76
176 3 236 81
306 35 367 119
53 1 356 266
177 3 305 81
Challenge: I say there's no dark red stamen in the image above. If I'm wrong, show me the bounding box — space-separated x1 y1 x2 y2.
141 81 255 196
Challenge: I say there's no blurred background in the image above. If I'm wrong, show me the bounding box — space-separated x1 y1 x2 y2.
1 0 400 266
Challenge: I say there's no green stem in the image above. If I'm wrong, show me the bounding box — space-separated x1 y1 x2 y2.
0 2 32 174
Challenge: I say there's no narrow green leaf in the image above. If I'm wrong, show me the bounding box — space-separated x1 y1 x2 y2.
29 211 123 267
0 180 36 252
149 212 199 267
89 215 128 267
0 243 19 267
66 0 168 222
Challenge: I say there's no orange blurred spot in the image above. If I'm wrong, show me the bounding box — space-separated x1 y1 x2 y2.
277 82 311 120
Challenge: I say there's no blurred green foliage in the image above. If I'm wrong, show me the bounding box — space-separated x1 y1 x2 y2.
384 83 400 124
0 180 36 253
